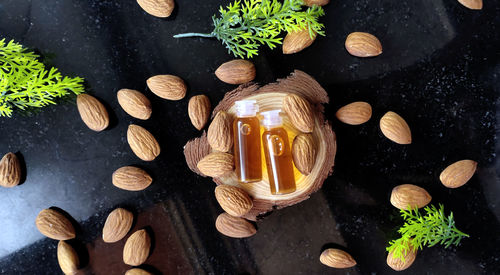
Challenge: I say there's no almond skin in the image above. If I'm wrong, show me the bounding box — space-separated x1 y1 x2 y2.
197 152 234 178
439 160 477 188
35 209 76 240
76 94 109 132
215 59 256 84
380 111 412 144
0 152 21 188
303 0 330 6
112 166 153 191
390 184 432 210
336 102 372 125
123 229 151 266
320 248 357 268
57 241 79 275
215 213 256 238
215 185 253 217
146 75 186 100
292 134 316 175
136 0 174 17
207 111 233 152
387 243 417 271
188 95 211 130
457 0 482 10
283 29 316 54
126 269 152 275
345 32 382 57
102 208 134 243
127 124 161 161
283 94 315 133
117 89 152 120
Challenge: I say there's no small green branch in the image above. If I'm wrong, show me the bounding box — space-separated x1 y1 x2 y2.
173 33 215 39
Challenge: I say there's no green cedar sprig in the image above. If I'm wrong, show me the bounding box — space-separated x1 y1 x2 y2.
387 204 469 262
0 39 85 117
173 0 325 59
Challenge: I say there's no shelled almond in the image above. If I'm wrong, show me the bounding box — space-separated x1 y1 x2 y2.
336 102 372 125
137 0 175 18
35 208 76 240
215 59 256 84
380 111 412 144
127 124 161 161
188 95 211 130
319 248 357 268
126 268 152 275
345 32 382 57
292 134 316 175
147 74 186 100
457 0 482 10
0 152 21 188
215 213 256 238
112 166 153 191
215 185 253 217
207 111 233 152
390 184 431 210
303 0 330 6
283 29 316 54
76 94 109 132
57 240 79 275
123 229 151 266
197 152 234 177
117 89 152 120
439 159 477 188
387 243 417 271
283 94 315 133
102 208 134 243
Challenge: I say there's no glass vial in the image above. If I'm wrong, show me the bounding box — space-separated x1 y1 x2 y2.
233 100 262 183
261 110 296 195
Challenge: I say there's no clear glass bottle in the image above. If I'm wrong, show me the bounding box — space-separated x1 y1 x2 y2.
261 110 296 195
233 100 262 183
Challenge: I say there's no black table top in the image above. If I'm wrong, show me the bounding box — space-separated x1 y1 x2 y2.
0 0 499 274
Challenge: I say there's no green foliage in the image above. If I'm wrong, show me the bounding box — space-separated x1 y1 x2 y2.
387 204 469 262
0 39 85 117
174 0 325 59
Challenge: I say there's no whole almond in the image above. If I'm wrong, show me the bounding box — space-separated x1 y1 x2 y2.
380 111 412 144
215 59 256 84
112 166 153 191
303 0 330 6
336 102 372 125
345 32 382 57
439 160 477 188
283 94 315 133
127 124 161 161
188 95 211 130
197 152 234 178
57 240 79 275
215 213 256 238
35 208 76 240
137 0 174 17
147 75 186 100
292 134 316 175
126 269 152 275
123 229 151 266
117 89 152 120
0 152 21 188
457 0 482 10
207 111 233 152
320 248 357 268
215 185 253 217
390 184 432 210
76 94 109 132
283 29 316 54
102 208 134 243
387 243 417 271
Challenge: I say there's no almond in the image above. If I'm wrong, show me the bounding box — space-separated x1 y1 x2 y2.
0 152 21 188
319 248 357 268
136 0 174 17
380 111 412 144
336 102 372 125
146 75 186 100
439 160 477 188
207 111 233 152
112 166 153 191
117 89 152 120
215 213 256 238
215 185 253 217
215 59 256 84
390 184 431 210
127 124 161 161
102 208 134 243
457 0 482 10
188 95 211 130
283 29 316 54
126 268 152 275
76 94 109 132
123 229 151 266
292 134 316 175
303 0 330 6
387 243 417 271
283 94 315 133
35 208 76 240
197 152 234 178
345 32 382 57
57 240 79 275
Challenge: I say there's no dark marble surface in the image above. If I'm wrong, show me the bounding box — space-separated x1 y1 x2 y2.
0 0 499 274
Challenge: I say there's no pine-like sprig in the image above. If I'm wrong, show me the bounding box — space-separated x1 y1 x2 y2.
387 204 469 261
0 39 85 117
174 0 325 59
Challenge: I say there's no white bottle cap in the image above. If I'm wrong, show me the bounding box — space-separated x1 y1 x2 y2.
235 100 259 117
260 110 283 127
